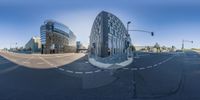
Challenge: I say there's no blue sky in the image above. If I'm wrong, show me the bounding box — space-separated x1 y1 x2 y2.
0 0 200 49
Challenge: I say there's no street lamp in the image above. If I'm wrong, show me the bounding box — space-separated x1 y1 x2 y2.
127 21 155 98
127 21 131 32
127 21 154 56
128 29 154 36
127 21 154 36
182 40 193 50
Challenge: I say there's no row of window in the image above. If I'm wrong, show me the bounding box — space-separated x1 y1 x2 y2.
107 48 126 56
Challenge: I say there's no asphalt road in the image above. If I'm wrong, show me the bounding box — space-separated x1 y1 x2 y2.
0 51 200 100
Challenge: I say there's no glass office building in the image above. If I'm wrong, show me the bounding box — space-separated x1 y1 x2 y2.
40 20 76 54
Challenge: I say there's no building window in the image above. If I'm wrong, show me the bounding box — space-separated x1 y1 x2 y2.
110 22 113 27
108 48 111 56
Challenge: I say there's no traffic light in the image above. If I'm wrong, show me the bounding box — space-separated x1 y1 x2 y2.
151 32 154 36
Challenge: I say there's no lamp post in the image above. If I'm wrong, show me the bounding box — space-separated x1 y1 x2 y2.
127 21 154 56
127 21 131 32
128 29 154 36
182 40 193 51
126 21 131 59
127 21 154 98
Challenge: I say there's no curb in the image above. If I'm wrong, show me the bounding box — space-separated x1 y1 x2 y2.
88 57 133 69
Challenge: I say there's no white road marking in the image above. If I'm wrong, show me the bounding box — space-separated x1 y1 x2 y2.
85 61 89 63
163 60 167 63
0 61 10 64
58 68 64 71
23 61 30 64
94 69 101 73
54 66 58 68
153 64 158 67
0 58 8 61
12 60 17 62
161 61 165 63
0 59 7 62
131 68 138 70
147 66 152 68
75 72 83 74
37 62 44 64
85 71 93 74
0 65 19 74
38 56 54 67
66 70 73 73
139 67 145 70
123 67 129 70
158 62 162 65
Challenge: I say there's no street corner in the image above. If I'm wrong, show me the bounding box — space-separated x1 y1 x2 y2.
88 57 133 70
55 62 106 77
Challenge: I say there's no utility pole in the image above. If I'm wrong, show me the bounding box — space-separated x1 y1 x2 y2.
127 21 136 98
182 40 193 50
127 21 155 98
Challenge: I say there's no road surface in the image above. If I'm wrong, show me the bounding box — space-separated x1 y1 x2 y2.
0 51 199 100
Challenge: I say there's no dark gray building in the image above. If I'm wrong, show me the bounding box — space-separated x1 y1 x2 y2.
40 20 76 54
89 11 131 61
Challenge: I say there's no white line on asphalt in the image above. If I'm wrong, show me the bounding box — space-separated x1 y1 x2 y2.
158 62 163 65
146 66 152 68
12 59 17 62
139 67 145 70
0 58 5 60
54 66 58 68
38 56 54 67
23 61 30 64
123 67 129 70
131 68 138 71
85 71 93 74
0 61 10 64
37 62 44 64
94 69 101 73
66 70 73 73
0 59 7 62
166 59 170 61
0 65 19 74
163 60 167 63
75 72 83 74
21 55 33 65
161 61 165 63
153 64 158 67
58 68 65 71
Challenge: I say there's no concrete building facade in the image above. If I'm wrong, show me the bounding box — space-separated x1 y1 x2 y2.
40 20 76 54
89 11 131 62
25 36 41 53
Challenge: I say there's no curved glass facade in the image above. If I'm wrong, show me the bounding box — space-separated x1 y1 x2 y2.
40 20 76 54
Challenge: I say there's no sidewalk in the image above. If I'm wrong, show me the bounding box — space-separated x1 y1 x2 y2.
88 57 133 69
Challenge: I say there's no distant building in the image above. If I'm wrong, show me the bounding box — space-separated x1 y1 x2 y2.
76 41 84 49
135 46 147 51
25 36 41 53
76 41 86 53
89 11 131 62
40 20 76 54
